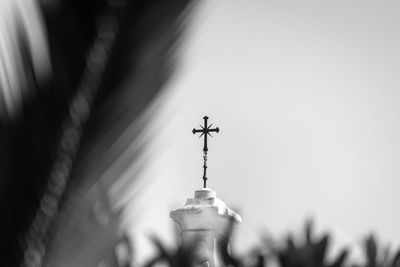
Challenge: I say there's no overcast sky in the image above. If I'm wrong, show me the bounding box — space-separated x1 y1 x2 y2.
123 0 400 263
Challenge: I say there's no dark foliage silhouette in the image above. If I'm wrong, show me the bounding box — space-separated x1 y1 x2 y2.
276 220 348 267
352 234 400 267
0 0 196 266
138 219 400 267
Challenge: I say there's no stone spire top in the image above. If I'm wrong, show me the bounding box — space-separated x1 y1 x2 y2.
170 117 241 266
170 188 241 267
170 188 242 231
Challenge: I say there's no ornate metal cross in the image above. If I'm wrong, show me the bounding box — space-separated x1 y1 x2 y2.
192 116 219 188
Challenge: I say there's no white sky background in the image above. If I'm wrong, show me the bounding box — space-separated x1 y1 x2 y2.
123 0 400 263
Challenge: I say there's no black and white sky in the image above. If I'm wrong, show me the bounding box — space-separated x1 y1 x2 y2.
116 0 400 263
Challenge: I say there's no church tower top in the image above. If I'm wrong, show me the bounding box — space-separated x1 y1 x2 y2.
169 187 241 266
169 116 241 266
171 188 242 225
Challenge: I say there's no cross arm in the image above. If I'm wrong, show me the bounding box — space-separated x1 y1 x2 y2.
192 128 204 134
207 127 219 133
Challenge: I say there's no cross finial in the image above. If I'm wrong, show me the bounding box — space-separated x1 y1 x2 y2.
192 116 219 188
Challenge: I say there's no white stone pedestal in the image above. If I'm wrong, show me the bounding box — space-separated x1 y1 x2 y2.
170 188 241 267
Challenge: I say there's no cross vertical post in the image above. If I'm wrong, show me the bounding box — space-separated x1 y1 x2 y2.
192 116 219 188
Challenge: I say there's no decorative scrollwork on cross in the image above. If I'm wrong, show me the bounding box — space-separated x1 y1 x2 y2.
192 116 219 188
